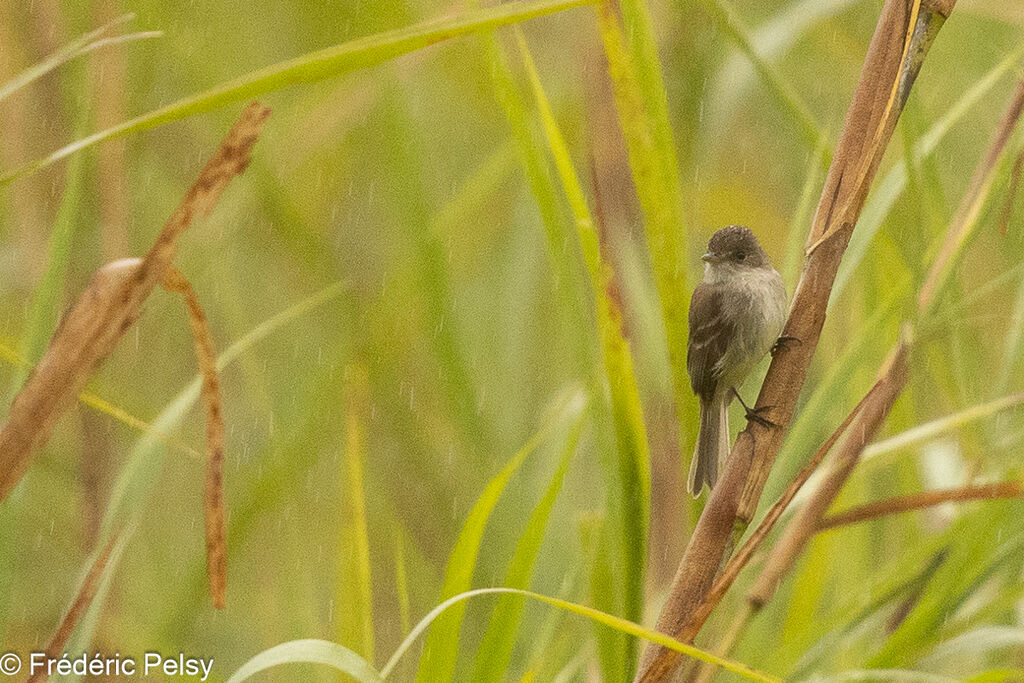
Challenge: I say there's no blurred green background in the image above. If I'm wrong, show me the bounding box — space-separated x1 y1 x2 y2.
1 0 1024 681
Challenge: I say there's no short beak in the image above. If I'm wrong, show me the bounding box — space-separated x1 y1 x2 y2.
701 252 718 263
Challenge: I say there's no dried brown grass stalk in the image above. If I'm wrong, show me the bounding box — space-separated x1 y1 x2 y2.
818 481 1023 530
747 338 911 607
0 102 267 503
636 2 954 679
0 102 268 611
25 530 121 683
162 267 226 609
683 65 1024 681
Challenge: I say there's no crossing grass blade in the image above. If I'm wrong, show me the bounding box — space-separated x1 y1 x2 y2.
52 283 347 656
470 408 585 681
413 392 586 683
337 366 375 662
0 0 596 186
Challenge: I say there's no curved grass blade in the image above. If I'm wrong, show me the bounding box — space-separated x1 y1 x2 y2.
921 627 1024 672
226 639 383 683
473 9 596 379
413 392 586 683
384 587 780 683
470 409 585 681
0 0 595 186
516 28 651 668
0 14 160 103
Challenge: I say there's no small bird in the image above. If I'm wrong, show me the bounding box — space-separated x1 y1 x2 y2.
687 225 788 496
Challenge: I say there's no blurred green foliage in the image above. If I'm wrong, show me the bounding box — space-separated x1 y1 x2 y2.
2 0 1024 681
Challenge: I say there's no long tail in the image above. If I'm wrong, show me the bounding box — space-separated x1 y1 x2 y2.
688 396 730 496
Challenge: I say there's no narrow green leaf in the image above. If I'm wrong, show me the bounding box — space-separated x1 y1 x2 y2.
996 267 1024 393
101 282 347 533
965 669 1024 683
10 76 89 394
338 367 375 662
817 671 956 683
516 26 650 650
60 529 132 683
385 588 781 683
413 392 586 683
922 627 1024 672
860 391 1024 468
0 0 596 186
471 409 585 681
226 639 384 683
596 1 692 457
473 6 597 384
708 0 859 129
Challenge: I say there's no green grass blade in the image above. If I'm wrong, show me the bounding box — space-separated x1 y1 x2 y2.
832 46 1024 307
476 25 569 269
820 671 957 683
413 392 586 683
0 14 159 104
860 391 1024 467
695 0 825 153
338 366 375 662
225 639 384 683
474 14 596 377
9 77 89 394
384 588 781 683
516 25 651 651
394 526 411 637
471 408 585 681
0 0 595 186
596 1 692 455
708 0 859 128
101 281 346 533
921 627 1024 672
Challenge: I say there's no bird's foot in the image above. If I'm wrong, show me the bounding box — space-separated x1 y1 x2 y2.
732 388 779 429
771 335 802 357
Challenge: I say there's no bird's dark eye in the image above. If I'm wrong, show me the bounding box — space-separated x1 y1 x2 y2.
736 252 746 261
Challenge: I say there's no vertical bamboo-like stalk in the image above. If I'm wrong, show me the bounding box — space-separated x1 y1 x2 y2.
636 1 956 679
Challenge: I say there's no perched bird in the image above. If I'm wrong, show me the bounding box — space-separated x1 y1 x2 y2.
686 225 788 496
